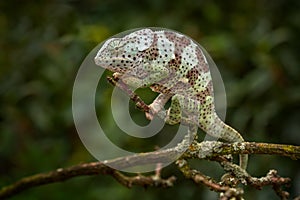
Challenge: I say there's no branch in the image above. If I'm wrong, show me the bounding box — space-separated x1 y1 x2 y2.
185 141 300 160
0 141 298 199
0 161 176 199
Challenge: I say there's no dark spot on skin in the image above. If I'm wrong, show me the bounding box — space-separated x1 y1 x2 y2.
186 67 200 86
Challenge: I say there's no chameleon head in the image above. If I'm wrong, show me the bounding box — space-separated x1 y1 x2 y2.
94 28 154 74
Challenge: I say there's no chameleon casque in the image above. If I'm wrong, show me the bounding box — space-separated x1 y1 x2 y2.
94 28 248 170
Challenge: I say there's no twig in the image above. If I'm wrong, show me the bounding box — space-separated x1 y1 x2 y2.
176 159 231 192
176 158 291 200
247 169 291 200
176 159 244 199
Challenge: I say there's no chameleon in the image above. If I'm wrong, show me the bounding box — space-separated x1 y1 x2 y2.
94 28 248 170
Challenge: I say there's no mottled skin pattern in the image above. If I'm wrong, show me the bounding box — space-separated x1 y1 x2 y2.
94 28 248 170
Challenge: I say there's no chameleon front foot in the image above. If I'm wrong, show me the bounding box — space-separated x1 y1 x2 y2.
145 93 172 121
145 110 155 121
145 102 165 121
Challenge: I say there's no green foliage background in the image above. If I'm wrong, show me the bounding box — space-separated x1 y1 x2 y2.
1 0 299 199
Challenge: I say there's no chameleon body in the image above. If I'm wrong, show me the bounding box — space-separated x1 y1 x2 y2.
94 28 248 170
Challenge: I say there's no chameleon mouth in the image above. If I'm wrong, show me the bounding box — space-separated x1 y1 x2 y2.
95 56 134 65
94 57 135 69
113 57 134 63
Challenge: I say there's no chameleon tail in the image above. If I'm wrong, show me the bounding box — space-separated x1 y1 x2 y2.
239 152 248 170
221 120 248 170
208 115 248 170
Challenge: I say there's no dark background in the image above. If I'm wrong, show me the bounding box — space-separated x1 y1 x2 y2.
1 0 299 199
